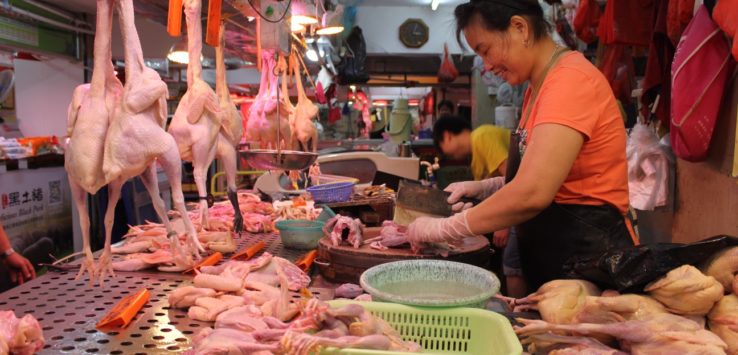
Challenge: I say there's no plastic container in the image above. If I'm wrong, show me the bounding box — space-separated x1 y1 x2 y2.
325 300 522 355
316 205 336 223
359 260 500 308
275 220 326 250
307 182 355 203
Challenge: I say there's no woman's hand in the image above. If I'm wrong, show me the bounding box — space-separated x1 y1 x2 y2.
445 177 505 212
406 210 474 251
3 252 35 285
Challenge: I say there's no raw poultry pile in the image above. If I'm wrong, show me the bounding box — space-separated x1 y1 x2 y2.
168 252 419 354
511 248 738 354
272 198 322 223
0 311 44 355
109 192 275 272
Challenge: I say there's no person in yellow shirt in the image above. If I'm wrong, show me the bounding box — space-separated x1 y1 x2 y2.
433 116 510 179
432 116 526 297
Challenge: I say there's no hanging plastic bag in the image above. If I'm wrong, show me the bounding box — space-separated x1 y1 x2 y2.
438 43 459 83
712 0 738 61
627 123 674 211
563 235 738 292
573 0 601 44
336 26 370 85
671 6 736 161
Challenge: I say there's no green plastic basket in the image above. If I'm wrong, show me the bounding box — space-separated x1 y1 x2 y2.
323 301 522 355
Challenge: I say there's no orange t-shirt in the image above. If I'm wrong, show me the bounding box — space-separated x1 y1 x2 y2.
520 51 629 214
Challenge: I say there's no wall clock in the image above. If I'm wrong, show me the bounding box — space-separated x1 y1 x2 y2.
399 19 429 49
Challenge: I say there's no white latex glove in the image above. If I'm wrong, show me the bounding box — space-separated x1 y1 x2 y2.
445 176 506 212
406 210 473 252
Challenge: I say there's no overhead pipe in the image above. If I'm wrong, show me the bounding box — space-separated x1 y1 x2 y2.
0 2 94 35
23 0 88 27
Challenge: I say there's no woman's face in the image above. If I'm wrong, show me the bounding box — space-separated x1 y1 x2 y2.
463 16 534 85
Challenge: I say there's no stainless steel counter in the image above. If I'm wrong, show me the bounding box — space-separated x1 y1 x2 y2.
0 232 329 354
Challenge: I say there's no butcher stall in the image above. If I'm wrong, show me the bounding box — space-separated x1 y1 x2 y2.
2 0 738 353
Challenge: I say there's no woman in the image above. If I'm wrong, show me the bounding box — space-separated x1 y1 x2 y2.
408 0 635 291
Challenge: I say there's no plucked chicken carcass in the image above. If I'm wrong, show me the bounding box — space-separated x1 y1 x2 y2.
210 22 244 233
64 0 123 284
645 264 724 315
578 294 667 323
168 0 233 237
246 50 292 149
102 0 202 279
290 54 318 152
516 313 728 354
708 294 738 354
512 279 601 324
703 246 738 295
0 311 44 355
324 215 364 248
168 286 218 309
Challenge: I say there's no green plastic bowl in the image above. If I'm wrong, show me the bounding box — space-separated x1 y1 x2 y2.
316 205 336 223
275 219 326 250
360 260 500 308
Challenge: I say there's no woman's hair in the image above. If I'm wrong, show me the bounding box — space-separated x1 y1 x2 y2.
454 0 552 48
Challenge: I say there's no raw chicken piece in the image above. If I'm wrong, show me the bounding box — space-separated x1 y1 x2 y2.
364 221 409 250
708 294 738 354
201 252 273 276
514 279 601 324
281 332 394 354
645 265 724 315
260 263 299 321
578 294 667 323
188 294 245 322
335 284 364 299
523 333 626 355
516 313 728 354
0 311 44 355
703 247 738 295
191 327 279 354
111 249 175 271
168 0 229 238
290 54 319 152
168 286 218 309
99 0 201 284
194 270 246 292
215 306 269 332
64 0 123 285
324 215 364 248
111 240 153 254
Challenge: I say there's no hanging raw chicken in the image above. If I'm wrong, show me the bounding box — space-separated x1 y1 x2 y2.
246 50 291 149
353 90 372 138
290 53 319 152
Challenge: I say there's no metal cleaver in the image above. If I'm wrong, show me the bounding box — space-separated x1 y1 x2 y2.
393 180 479 226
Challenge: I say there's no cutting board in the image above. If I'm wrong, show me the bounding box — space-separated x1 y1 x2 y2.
316 227 491 284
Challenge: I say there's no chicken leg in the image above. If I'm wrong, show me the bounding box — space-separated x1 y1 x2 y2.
214 22 244 233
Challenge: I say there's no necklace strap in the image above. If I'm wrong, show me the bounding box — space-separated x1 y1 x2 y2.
518 46 569 131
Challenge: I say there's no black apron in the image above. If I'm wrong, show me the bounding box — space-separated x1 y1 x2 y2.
505 49 634 291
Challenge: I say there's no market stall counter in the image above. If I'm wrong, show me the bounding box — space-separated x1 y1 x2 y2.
0 232 332 354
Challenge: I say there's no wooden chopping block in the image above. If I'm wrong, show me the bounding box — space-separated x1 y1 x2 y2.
316 227 491 284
